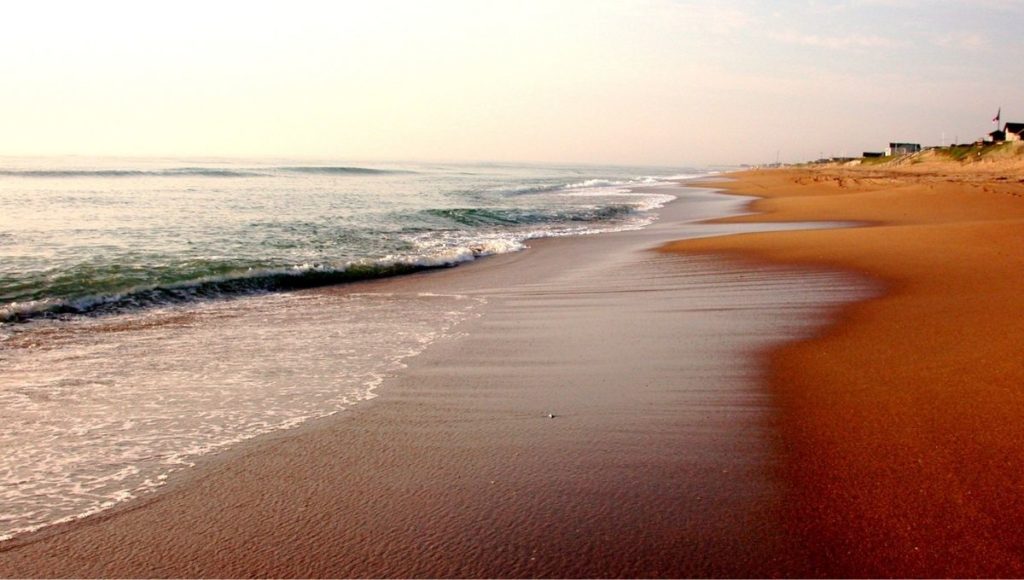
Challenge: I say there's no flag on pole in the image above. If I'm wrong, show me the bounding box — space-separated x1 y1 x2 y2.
993 107 1001 123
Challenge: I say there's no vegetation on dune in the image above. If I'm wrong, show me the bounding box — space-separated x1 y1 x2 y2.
941 144 982 161
934 142 1018 162
845 142 1024 169
858 155 893 166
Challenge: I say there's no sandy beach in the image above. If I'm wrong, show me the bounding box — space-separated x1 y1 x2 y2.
666 162 1024 576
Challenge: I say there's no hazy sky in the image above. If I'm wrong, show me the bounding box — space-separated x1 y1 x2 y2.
2 0 1022 166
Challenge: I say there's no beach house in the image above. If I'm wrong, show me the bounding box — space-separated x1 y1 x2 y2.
885 143 922 156
1004 122 1024 142
988 123 1023 143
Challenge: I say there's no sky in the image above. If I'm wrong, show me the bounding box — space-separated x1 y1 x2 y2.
1 0 1022 166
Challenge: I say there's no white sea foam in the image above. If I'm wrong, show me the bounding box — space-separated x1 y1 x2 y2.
557 185 678 212
663 173 706 180
0 291 484 541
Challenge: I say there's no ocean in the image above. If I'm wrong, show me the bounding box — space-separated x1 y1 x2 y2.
0 157 701 540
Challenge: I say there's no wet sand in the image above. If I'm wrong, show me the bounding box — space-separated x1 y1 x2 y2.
665 167 1024 576
0 184 866 577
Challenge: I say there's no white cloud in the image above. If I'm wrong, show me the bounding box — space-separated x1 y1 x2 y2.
769 30 907 50
933 31 990 50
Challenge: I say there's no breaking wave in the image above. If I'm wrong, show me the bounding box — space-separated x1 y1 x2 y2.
421 205 636 227
1 261 439 323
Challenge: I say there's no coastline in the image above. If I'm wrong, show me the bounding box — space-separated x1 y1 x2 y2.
0 182 867 577
664 167 1024 576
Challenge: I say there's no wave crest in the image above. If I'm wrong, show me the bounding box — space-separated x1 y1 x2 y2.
0 261 441 323
422 205 636 228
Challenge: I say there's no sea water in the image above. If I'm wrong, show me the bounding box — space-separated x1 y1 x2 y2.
0 157 700 540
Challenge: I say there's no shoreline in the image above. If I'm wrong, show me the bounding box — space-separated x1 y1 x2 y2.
0 182 868 577
665 167 1024 576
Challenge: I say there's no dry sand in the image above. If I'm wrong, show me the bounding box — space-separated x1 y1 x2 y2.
665 165 1024 576
0 185 864 577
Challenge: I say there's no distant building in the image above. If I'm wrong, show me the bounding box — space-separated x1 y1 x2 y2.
989 130 1007 143
1005 122 1024 142
863 152 884 158
885 142 922 156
